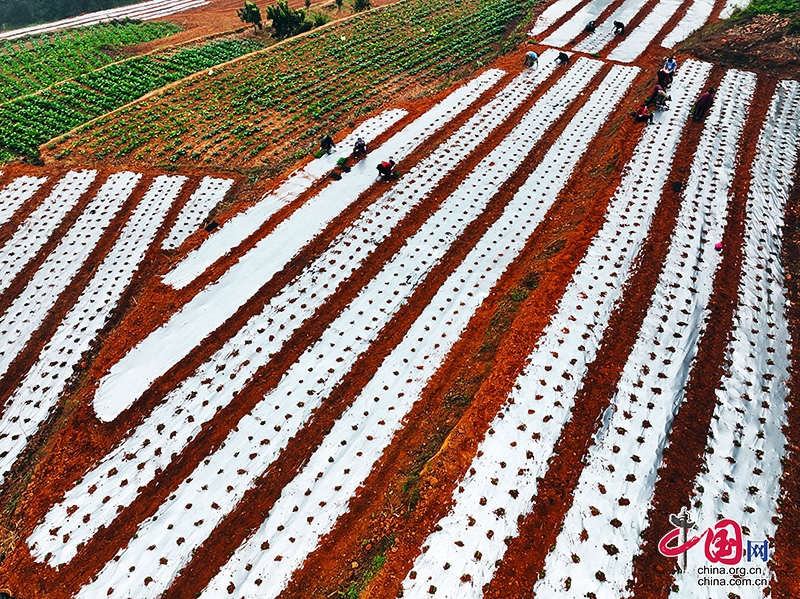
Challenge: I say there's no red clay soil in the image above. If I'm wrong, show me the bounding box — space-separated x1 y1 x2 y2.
774 154 800 599
681 12 800 82
0 63 517 598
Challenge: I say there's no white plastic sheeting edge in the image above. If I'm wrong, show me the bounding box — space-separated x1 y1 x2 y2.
0 175 47 227
161 177 233 250
671 79 800 599
530 0 587 37
92 69 505 421
1 175 186 487
163 109 409 286
0 170 96 296
534 68 756 599
661 0 716 49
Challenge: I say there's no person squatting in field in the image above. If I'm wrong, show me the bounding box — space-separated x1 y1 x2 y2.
692 87 715 121
614 20 625 35
524 51 539 68
320 133 335 154
556 51 569 65
352 137 367 158
584 20 596 33
635 102 654 124
377 159 396 181
649 84 671 109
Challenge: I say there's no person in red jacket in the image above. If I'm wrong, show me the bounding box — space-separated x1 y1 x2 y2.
692 87 716 121
377 159 396 180
635 102 654 124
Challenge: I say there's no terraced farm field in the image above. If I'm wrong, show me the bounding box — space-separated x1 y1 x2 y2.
1 0 800 598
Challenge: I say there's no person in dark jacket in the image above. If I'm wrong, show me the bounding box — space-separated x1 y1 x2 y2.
584 20 596 33
692 87 716 121
614 20 625 35
556 51 570 65
352 137 367 158
320 134 335 154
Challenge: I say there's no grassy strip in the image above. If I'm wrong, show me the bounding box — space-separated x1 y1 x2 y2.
743 0 800 13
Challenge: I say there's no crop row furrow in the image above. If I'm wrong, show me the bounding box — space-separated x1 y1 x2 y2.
0 175 188 485
535 68 757 599
72 57 604 599
0 172 140 378
401 59 712 598
0 170 96 296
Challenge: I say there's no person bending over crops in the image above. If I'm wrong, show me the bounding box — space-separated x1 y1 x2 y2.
657 68 672 89
614 20 625 35
352 137 367 158
649 84 670 109
634 103 654 124
663 55 678 76
320 134 335 154
556 51 569 65
692 87 715 121
377 159 396 181
524 51 539 68
584 20 596 33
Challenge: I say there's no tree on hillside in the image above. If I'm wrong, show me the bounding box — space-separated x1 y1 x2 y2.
266 0 311 39
236 1 262 30
352 0 371 11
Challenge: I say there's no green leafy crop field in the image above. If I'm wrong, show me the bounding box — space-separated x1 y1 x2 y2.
48 0 535 172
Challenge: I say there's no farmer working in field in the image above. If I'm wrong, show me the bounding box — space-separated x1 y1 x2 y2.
524 50 539 68
634 102 654 124
556 51 570 65
320 133 335 154
657 68 672 89
664 55 678 76
584 20 596 33
649 84 670 109
692 87 716 121
377 159 396 181
352 137 367 158
614 20 625 35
